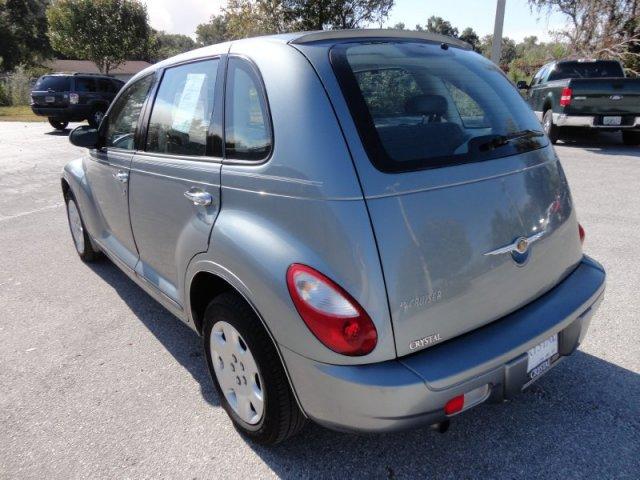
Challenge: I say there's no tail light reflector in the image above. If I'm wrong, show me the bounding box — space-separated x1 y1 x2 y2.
444 395 464 415
286 264 377 356
559 87 573 107
69 93 79 104
579 223 585 244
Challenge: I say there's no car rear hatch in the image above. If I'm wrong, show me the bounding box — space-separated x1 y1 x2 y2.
323 39 584 357
31 76 70 107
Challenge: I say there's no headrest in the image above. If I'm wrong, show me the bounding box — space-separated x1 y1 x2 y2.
405 95 448 116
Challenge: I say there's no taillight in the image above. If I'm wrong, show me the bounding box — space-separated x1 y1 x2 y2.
69 93 79 104
579 223 585 244
444 395 464 415
559 87 572 107
286 264 377 356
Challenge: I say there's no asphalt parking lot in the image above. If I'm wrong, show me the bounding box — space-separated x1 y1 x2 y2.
1 121 638 479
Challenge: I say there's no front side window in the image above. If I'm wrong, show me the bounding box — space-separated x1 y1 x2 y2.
331 42 547 172
146 59 219 156
105 74 155 150
224 58 272 161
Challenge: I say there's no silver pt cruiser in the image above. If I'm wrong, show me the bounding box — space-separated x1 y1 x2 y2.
62 30 606 444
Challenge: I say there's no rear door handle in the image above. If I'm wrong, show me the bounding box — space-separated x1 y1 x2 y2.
184 188 213 207
112 170 129 183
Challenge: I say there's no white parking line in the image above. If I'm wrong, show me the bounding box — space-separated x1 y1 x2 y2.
0 203 63 222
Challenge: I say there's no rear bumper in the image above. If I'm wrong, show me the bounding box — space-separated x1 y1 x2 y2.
282 255 606 433
30 105 92 121
553 113 640 129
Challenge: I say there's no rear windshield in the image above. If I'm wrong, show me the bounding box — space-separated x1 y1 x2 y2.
331 41 547 172
548 61 624 81
34 76 70 92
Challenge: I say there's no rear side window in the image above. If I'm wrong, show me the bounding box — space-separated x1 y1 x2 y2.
33 76 70 92
331 42 547 172
146 59 219 156
75 78 96 92
105 74 155 150
224 57 272 161
547 61 624 80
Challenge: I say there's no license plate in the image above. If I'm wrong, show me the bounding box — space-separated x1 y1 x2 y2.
45 96 55 103
527 334 558 382
603 116 622 126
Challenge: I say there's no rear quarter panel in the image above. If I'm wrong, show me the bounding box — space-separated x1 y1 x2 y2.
189 39 396 365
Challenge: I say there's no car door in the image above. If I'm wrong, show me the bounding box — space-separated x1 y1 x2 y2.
85 74 155 269
128 58 223 306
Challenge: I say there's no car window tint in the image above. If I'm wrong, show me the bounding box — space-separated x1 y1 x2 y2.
75 78 95 92
34 76 70 92
547 61 624 80
97 78 117 93
146 59 219 156
331 42 547 172
224 58 272 161
105 75 154 150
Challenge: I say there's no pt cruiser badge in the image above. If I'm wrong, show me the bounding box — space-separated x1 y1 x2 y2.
484 231 545 265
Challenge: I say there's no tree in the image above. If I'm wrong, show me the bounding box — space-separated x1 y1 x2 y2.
148 31 196 62
287 0 394 30
424 15 458 37
47 0 152 74
459 27 480 51
529 0 640 75
223 0 292 39
390 22 405 30
0 0 52 71
196 14 230 46
480 34 517 67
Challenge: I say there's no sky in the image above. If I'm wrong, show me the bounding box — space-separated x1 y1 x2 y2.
144 0 568 42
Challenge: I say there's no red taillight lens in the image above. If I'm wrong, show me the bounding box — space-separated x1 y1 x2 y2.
560 87 572 107
579 223 585 244
444 395 465 415
286 264 377 356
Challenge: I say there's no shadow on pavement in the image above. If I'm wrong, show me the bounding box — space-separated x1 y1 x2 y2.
88 259 639 478
45 128 71 136
87 258 220 407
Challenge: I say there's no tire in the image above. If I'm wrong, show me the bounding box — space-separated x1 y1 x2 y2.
622 130 640 146
543 109 559 144
48 118 69 130
203 292 305 445
87 108 106 128
65 193 100 262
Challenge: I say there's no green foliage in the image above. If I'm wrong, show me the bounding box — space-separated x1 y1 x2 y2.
196 15 229 46
424 16 458 37
47 0 152 74
149 31 196 62
528 0 639 75
0 82 9 106
4 66 32 105
459 27 480 52
195 0 395 42
0 0 52 71
355 69 420 116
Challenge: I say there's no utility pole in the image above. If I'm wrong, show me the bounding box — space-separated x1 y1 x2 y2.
491 0 506 65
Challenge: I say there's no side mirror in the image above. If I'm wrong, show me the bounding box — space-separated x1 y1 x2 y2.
516 80 530 90
69 125 99 149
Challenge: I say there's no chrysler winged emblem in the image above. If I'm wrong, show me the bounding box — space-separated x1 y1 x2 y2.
484 231 545 265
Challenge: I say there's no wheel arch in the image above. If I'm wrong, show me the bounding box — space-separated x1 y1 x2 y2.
185 261 308 417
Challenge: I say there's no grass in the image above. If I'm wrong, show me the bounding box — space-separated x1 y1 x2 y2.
0 105 44 122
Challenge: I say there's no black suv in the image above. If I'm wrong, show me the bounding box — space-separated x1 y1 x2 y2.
31 73 124 130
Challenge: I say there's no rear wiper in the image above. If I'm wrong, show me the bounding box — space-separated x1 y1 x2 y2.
473 129 544 152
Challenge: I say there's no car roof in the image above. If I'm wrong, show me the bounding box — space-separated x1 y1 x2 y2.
132 29 471 82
